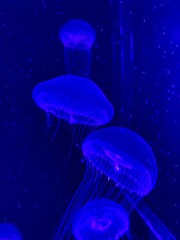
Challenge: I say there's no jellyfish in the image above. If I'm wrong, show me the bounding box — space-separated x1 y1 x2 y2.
82 127 157 196
59 19 96 77
53 127 157 239
0 223 22 240
32 74 114 142
72 199 129 240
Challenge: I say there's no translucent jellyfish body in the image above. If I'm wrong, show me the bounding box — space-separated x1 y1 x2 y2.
60 19 96 49
33 74 114 127
82 127 157 195
59 19 96 77
73 199 129 240
0 223 22 240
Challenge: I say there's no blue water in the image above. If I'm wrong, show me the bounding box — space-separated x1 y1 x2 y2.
0 0 179 239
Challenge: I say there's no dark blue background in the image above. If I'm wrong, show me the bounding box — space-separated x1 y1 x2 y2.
0 0 179 239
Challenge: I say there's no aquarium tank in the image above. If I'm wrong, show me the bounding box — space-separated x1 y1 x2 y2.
0 0 179 239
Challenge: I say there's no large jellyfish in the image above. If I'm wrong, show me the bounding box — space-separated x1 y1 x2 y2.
59 19 96 77
0 223 22 240
32 74 114 142
53 127 157 239
82 127 157 195
73 199 129 240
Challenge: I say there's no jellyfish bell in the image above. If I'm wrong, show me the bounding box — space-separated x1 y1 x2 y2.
73 199 129 240
82 127 157 195
0 223 22 240
32 74 114 126
59 19 96 77
32 74 114 143
60 19 96 50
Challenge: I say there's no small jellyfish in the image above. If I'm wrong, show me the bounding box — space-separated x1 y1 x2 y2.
72 199 129 240
0 223 22 240
32 74 114 140
60 19 96 50
53 127 157 240
59 19 96 77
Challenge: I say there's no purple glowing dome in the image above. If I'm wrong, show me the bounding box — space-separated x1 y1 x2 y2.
82 127 157 195
73 199 129 240
59 19 96 50
32 74 114 126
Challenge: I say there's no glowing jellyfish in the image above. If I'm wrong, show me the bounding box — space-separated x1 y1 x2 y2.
0 223 22 240
82 127 157 195
59 19 96 77
72 199 129 240
33 74 113 131
53 127 157 240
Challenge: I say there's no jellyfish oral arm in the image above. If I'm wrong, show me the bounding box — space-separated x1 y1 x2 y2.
135 201 176 240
